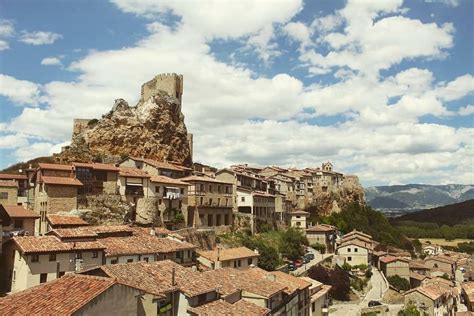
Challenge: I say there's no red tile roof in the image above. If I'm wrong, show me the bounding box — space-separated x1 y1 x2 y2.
180 175 233 184
150 175 190 186
48 228 98 239
141 158 191 171
46 215 89 226
13 236 105 253
99 234 196 257
85 260 214 298
197 246 259 262
0 274 118 315
72 162 120 171
41 176 83 186
188 299 270 316
306 224 337 233
38 163 73 171
0 173 27 180
291 210 310 216
0 180 18 187
1 205 39 219
119 167 151 178
379 255 409 264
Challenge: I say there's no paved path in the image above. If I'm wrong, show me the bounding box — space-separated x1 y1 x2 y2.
331 268 402 316
294 248 332 276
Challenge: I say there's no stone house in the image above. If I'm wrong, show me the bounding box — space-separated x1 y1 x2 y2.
46 214 89 230
306 223 338 253
0 274 145 316
1 235 105 293
274 193 292 225
404 282 456 316
72 162 119 196
117 166 151 204
120 156 191 179
423 244 443 256
290 209 309 229
33 163 83 234
461 281 474 311
197 246 259 270
300 277 332 316
0 173 29 207
336 231 375 267
0 180 18 206
181 175 234 228
379 255 410 280
425 256 457 279
0 205 38 241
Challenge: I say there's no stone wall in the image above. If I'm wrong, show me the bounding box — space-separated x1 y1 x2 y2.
135 197 160 226
0 186 17 206
47 185 78 213
140 73 183 107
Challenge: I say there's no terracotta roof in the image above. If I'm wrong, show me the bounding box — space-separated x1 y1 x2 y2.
379 255 409 264
85 260 214 298
338 239 373 251
340 234 373 245
0 180 18 187
142 158 191 171
188 299 270 316
0 274 118 315
180 175 233 184
203 267 287 298
307 224 337 233
410 272 428 281
119 167 151 178
425 255 456 265
99 234 196 257
409 260 431 270
150 175 190 186
46 215 89 226
41 176 83 186
462 282 474 302
270 271 311 294
38 163 73 171
1 205 39 219
405 283 453 301
0 173 27 180
197 246 259 262
87 225 135 235
72 162 119 171
13 236 105 253
343 229 372 239
291 210 310 216
48 228 98 239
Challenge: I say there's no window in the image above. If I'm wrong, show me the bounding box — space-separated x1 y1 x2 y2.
31 254 39 262
14 220 23 229
354 248 358 253
13 270 16 281
180 188 184 194
92 251 98 258
200 197 204 205
234 260 242 268
241 196 245 202
197 293 207 305
347 248 351 252
111 259 118 264
217 198 220 206
143 257 149 262
248 258 253 266
76 252 82 260
58 271 65 278
209 198 213 205
217 185 221 193
127 258 133 263
296 222 301 227
208 184 213 193
348 256 352 261
49 253 56 261
312 302 316 311
155 186 160 193
0 192 8 199
40 273 47 283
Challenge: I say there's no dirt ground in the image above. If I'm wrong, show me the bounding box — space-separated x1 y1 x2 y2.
418 238 474 247
382 289 404 304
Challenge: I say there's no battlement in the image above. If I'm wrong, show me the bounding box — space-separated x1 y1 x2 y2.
140 73 183 108
73 119 92 135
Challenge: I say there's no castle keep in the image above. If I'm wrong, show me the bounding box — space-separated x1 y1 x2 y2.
140 73 183 110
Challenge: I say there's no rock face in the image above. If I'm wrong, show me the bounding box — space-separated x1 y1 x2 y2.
57 74 192 166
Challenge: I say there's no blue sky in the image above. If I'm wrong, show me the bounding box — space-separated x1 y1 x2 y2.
0 0 472 186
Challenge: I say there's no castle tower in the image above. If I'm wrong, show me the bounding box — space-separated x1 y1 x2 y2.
140 73 184 111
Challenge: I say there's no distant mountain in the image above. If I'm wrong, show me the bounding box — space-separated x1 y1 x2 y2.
365 184 474 215
395 199 474 226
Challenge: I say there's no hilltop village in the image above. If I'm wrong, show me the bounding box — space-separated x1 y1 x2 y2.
0 74 472 316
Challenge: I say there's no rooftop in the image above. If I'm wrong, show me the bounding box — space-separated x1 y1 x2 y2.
46 214 89 227
133 157 191 171
41 176 83 186
180 175 233 184
379 255 409 264
48 228 98 239
188 299 270 316
118 167 151 178
306 223 337 232
72 162 120 171
150 175 190 186
0 173 27 180
84 260 214 298
291 210 310 216
197 246 259 262
0 180 19 187
13 236 105 254
1 205 39 219
0 274 117 315
38 163 73 171
405 282 453 301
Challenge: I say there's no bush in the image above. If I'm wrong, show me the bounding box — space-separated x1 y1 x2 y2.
398 303 421 316
365 268 373 279
387 275 410 291
279 227 308 261
342 263 352 271
311 242 326 253
351 277 368 291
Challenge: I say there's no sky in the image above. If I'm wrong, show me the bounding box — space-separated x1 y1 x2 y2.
0 0 472 187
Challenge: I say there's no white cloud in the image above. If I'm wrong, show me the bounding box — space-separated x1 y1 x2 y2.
14 141 58 162
41 56 63 66
0 20 14 37
19 31 62 45
458 105 474 116
0 74 41 106
435 74 474 101
0 40 9 50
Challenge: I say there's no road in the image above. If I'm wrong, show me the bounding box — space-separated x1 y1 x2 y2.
330 268 403 316
294 248 333 276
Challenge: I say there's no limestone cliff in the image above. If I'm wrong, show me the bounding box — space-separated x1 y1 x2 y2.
57 75 192 166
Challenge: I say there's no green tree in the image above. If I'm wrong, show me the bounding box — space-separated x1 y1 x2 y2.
387 275 410 291
279 227 308 260
398 303 421 316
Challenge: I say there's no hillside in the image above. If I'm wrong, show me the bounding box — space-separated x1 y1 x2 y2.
365 184 474 215
1 156 56 174
395 199 474 226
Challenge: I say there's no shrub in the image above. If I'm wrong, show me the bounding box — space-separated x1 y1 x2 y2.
311 242 326 253
309 265 350 301
387 275 410 291
398 303 421 316
342 263 352 271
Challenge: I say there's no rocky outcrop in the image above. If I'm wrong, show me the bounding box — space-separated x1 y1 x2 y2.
305 183 366 218
57 89 192 165
76 193 132 225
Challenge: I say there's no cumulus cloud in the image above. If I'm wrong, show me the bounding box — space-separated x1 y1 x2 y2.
0 74 41 106
458 105 474 116
0 19 14 50
19 31 62 45
1 0 472 185
41 56 63 66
